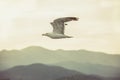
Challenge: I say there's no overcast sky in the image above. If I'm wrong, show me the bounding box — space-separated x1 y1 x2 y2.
0 0 120 54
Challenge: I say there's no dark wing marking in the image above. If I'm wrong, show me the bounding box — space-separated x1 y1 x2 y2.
50 17 79 34
55 17 79 22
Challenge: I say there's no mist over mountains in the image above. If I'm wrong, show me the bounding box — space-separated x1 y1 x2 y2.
0 63 80 80
0 46 120 77
0 63 107 80
0 63 120 80
55 61 120 77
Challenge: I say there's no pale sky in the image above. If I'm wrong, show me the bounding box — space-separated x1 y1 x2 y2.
0 0 120 54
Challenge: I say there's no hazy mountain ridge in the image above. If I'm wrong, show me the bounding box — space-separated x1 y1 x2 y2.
0 46 120 77
0 63 119 80
0 46 119 66
0 63 85 80
55 61 120 77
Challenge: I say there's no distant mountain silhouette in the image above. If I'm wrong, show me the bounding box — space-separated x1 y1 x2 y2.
55 61 120 77
0 63 88 80
0 63 119 80
0 46 120 77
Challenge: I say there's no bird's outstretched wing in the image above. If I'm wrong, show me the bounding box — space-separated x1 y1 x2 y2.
50 17 79 34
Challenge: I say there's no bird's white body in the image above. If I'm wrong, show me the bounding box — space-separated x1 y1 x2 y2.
43 33 72 39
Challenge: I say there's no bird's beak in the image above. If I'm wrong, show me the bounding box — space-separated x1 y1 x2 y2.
72 17 79 21
76 17 79 21
42 34 45 36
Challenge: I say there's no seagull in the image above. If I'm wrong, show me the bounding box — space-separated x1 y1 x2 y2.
42 17 79 39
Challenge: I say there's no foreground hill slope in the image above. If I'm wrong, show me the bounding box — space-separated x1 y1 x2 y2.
0 63 100 80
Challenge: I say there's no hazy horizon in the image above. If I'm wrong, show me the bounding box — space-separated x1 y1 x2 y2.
0 45 120 55
0 0 120 54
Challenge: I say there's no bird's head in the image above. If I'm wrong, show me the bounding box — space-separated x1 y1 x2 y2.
42 33 49 36
73 17 79 21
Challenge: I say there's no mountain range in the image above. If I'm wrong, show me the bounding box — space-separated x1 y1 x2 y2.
0 46 120 77
0 63 120 80
1 63 119 80
55 61 120 77
0 63 80 80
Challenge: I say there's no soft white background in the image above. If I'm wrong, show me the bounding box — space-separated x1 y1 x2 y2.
0 0 120 54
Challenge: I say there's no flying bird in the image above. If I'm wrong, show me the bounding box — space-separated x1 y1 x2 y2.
42 17 79 39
